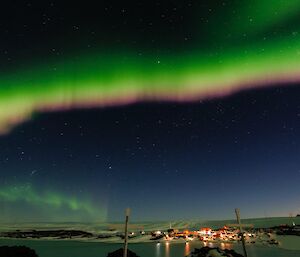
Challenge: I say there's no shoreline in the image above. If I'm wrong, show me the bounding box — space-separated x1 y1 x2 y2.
1 233 299 250
0 236 298 251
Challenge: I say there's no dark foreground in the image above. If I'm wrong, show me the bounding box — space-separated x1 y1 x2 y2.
0 246 38 257
1 239 300 257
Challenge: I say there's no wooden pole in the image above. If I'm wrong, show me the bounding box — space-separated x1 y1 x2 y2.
235 208 248 257
123 208 130 257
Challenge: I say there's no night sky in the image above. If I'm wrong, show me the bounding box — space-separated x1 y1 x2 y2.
0 1 300 222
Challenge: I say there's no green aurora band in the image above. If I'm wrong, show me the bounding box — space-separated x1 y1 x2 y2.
1 0 300 133
0 184 107 221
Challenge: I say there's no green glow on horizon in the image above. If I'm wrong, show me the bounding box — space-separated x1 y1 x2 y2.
0 185 107 221
1 1 300 133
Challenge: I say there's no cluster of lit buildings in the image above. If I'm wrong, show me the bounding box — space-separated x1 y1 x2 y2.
150 226 255 242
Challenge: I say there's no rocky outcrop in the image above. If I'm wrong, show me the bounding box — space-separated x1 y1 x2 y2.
189 247 244 257
107 248 140 257
0 246 39 257
0 230 93 239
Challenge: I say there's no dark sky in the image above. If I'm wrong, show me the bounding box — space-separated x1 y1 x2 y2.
0 1 300 222
1 85 300 221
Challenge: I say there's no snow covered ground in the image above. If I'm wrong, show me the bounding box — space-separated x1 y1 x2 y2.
1 216 299 232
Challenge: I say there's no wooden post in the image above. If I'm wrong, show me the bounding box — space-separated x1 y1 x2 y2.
123 208 130 257
235 208 248 257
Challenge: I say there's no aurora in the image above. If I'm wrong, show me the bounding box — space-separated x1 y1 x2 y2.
0 184 107 221
1 0 300 134
1 39 300 134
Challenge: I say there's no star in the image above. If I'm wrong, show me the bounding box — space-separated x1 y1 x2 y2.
30 170 38 176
